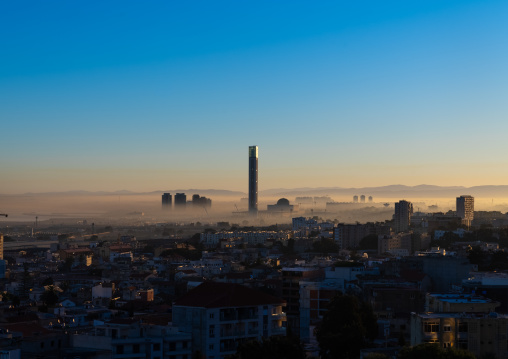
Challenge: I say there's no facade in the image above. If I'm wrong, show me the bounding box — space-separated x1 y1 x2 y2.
299 277 344 341
248 146 258 216
425 293 499 313
192 194 212 208
378 233 413 256
172 282 286 359
411 312 508 358
456 195 474 228
175 193 187 207
334 223 370 249
334 223 390 250
281 267 323 336
162 193 172 208
72 320 192 359
394 200 413 233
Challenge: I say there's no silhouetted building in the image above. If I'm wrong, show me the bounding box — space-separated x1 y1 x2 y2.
282 267 323 337
360 195 366 203
456 195 474 228
353 195 359 203
368 196 373 203
249 146 258 215
267 198 297 214
175 193 187 207
394 200 413 232
161 193 172 208
192 194 212 208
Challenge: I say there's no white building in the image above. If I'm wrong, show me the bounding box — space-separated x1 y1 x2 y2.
172 282 286 359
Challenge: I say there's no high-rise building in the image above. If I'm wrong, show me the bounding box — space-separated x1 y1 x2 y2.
174 193 187 207
0 233 3 260
249 146 258 215
394 200 413 232
161 193 172 208
456 195 474 228
192 194 212 208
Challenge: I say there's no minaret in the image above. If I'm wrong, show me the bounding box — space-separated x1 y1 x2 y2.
248 146 258 215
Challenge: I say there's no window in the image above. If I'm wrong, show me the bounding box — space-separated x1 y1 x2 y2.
209 313 214 319
458 322 468 333
169 342 176 351
424 339 439 344
458 339 468 349
443 325 452 332
443 343 451 348
117 345 124 354
209 344 214 350
209 325 215 338
154 343 161 351
183 341 188 349
133 344 140 353
424 322 439 333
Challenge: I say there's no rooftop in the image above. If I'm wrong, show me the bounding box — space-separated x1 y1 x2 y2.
173 282 285 308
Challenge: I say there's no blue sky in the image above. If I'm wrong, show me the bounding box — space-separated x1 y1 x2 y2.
1 1 507 193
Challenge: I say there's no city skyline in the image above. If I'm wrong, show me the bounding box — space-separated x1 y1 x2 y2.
1 1 508 194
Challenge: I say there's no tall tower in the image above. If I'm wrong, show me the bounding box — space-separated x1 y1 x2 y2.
393 200 413 233
249 146 258 215
162 193 172 209
456 195 474 228
0 233 3 260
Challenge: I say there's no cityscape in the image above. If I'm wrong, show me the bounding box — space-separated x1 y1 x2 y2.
1 1 508 359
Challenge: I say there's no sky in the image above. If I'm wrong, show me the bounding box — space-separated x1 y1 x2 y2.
1 0 507 194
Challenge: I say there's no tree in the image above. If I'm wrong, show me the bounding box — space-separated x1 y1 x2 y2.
42 277 54 286
359 234 378 250
312 238 338 254
41 285 59 307
398 343 475 359
233 335 306 359
316 294 377 359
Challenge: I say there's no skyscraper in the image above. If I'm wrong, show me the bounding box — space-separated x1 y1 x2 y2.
175 193 187 208
249 146 258 215
162 193 172 208
394 200 413 233
456 195 474 228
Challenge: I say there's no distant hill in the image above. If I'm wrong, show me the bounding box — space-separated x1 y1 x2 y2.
11 189 247 197
4 185 508 199
260 185 508 199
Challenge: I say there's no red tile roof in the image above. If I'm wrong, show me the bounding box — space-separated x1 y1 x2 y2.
173 282 285 308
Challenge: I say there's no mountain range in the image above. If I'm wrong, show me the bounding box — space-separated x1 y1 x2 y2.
5 185 508 199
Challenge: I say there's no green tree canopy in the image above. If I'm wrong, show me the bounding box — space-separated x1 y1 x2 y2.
41 285 59 307
316 294 377 359
233 335 306 359
398 343 476 359
359 234 378 250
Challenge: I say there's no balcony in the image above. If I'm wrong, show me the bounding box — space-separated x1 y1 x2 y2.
220 330 245 338
271 327 286 336
271 312 287 320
